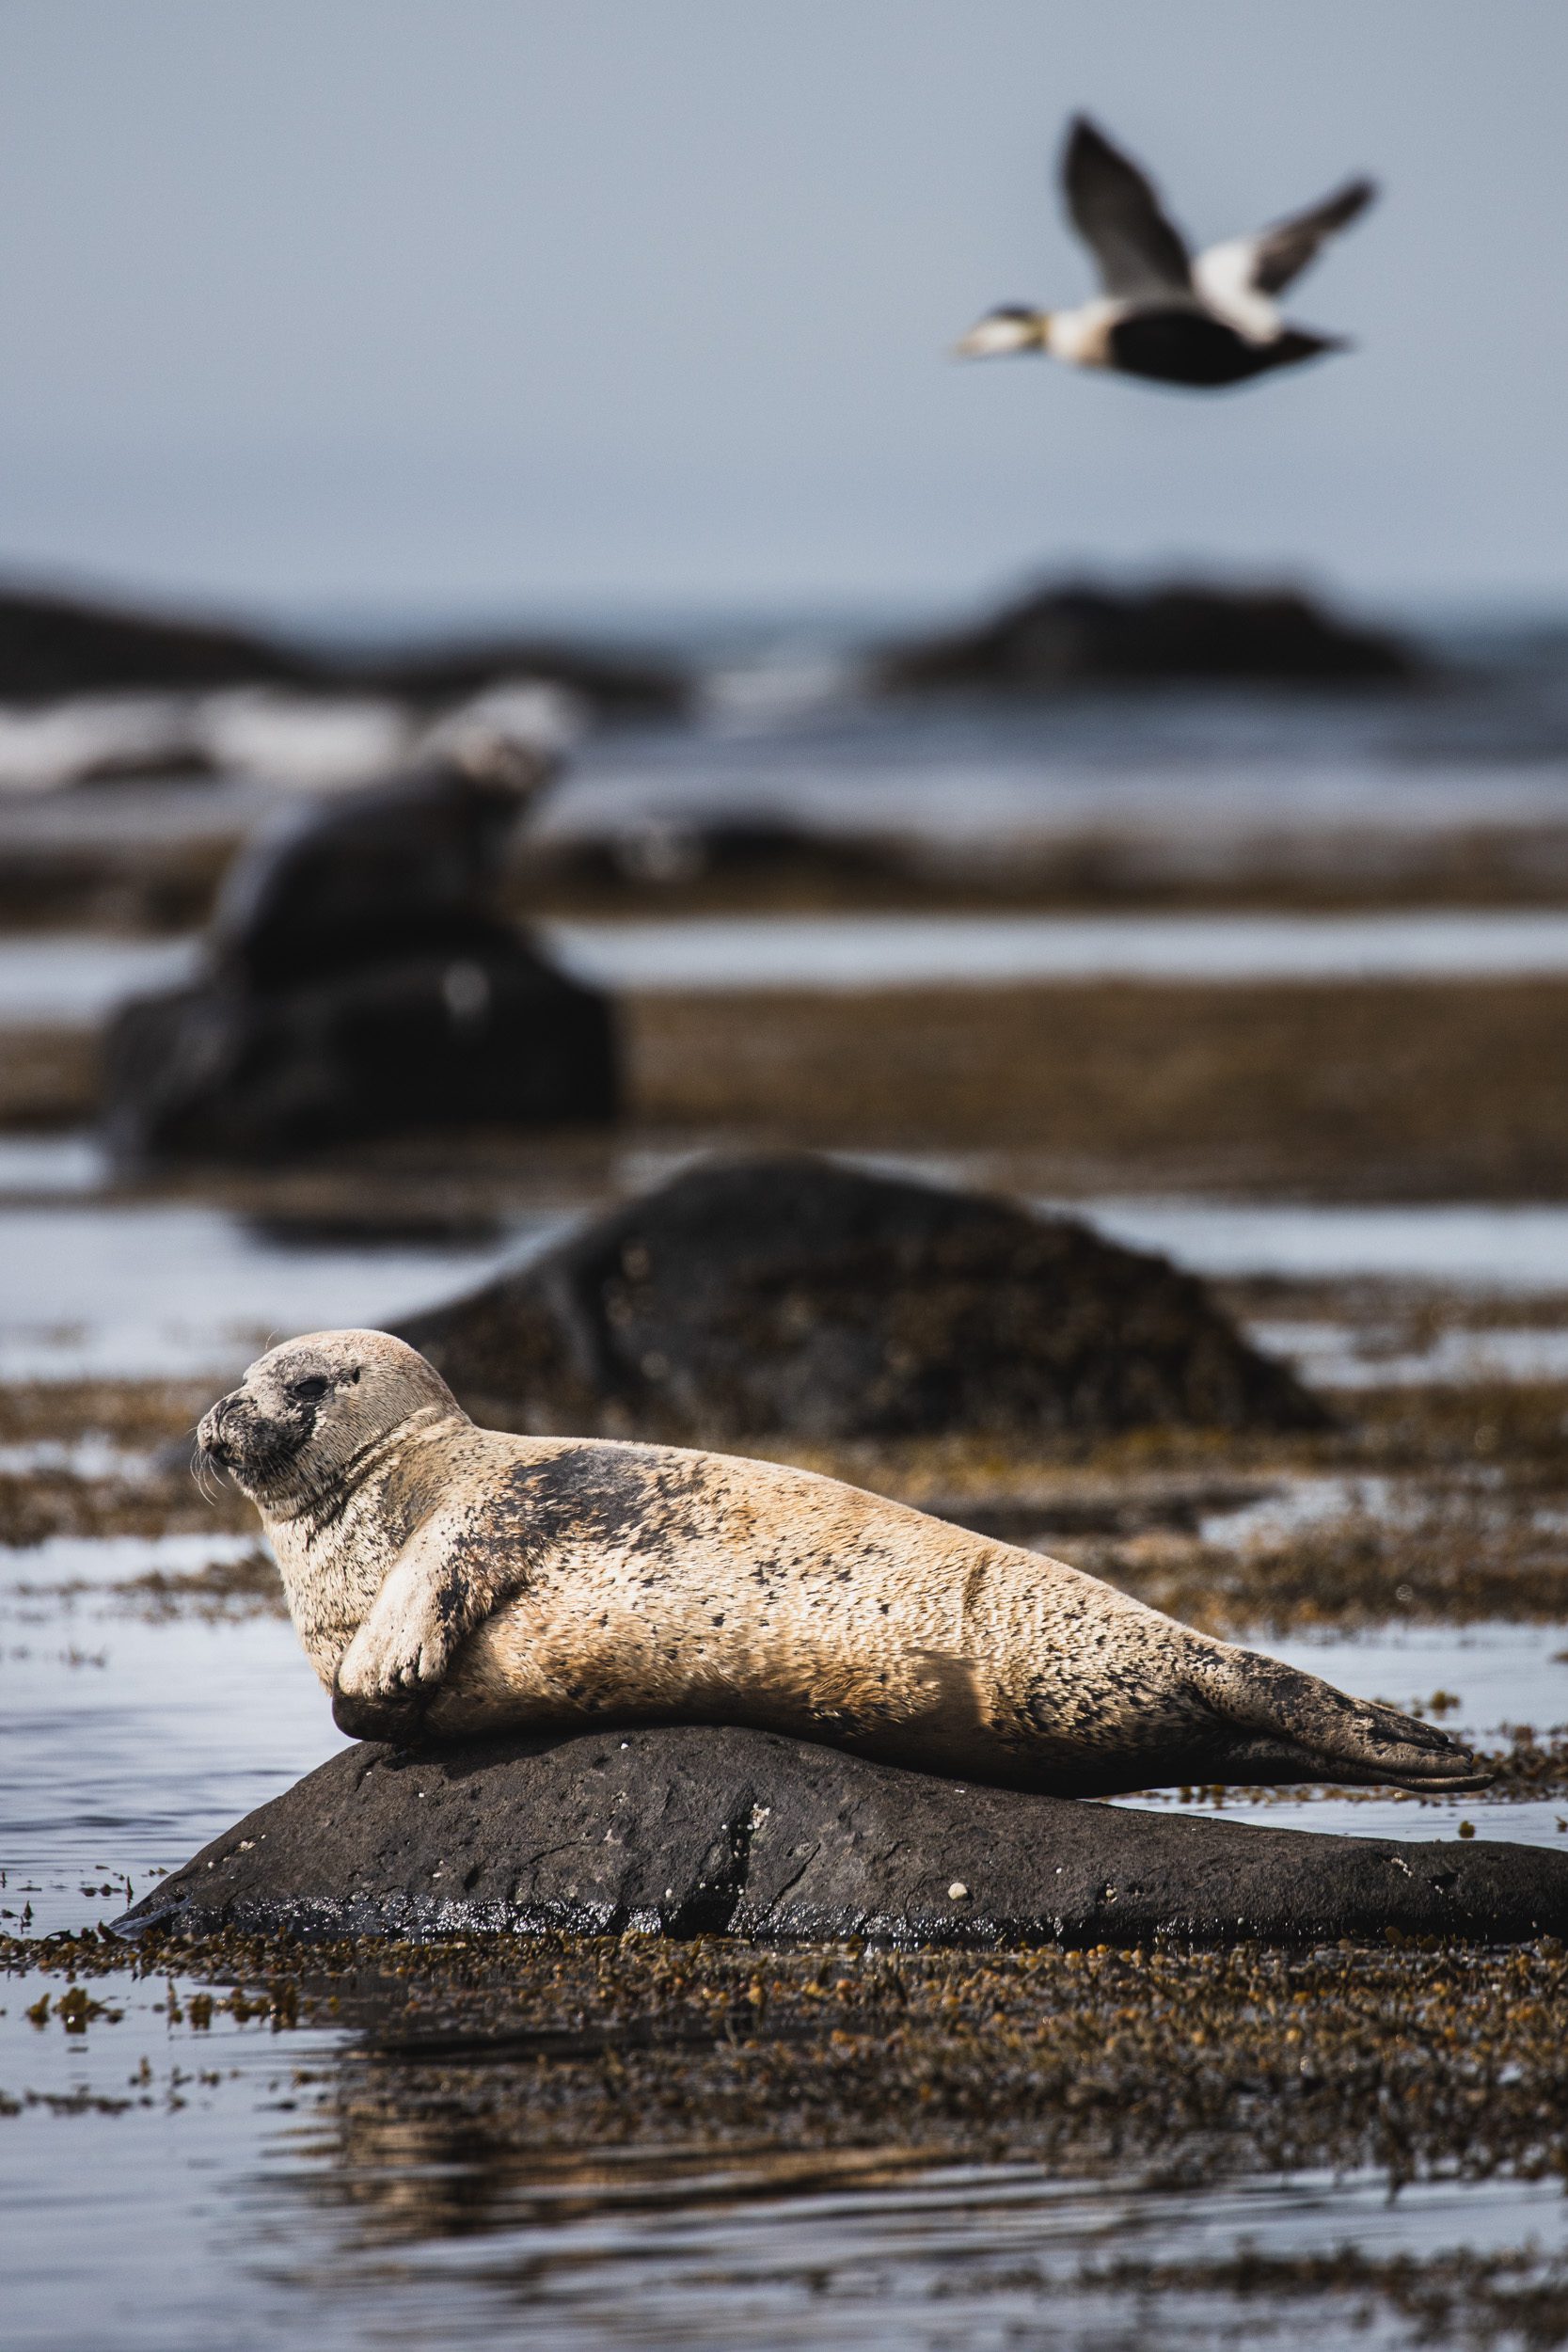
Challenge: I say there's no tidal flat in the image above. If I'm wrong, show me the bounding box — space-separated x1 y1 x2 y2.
8 1311 1568 2352
12 972 1568 1200
7 1923 1568 2351
8 892 1568 2344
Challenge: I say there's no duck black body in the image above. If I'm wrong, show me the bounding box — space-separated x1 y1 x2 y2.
957 116 1373 392
1107 311 1342 389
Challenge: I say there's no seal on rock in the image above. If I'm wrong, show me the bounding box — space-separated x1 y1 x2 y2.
198 1328 1489 1799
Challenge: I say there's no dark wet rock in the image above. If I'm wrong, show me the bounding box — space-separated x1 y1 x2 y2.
876 579 1418 693
400 1153 1323 1441
102 949 616 1163
114 1723 1568 1947
102 756 617 1164
0 581 689 717
0 582 316 700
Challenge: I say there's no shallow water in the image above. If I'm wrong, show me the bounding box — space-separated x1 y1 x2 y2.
1250 1315 1568 1386
1089 1196 1568 1291
10 1185 1568 1380
264 2164 1564 2352
7 2042 1561 2352
2 1537 347 1938
0 1131 106 1196
0 1200 567 1379
22 905 1568 1023
0 931 198 1021
546 907 1568 992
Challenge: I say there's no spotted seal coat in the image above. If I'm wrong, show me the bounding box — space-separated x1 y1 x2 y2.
198 1328 1488 1798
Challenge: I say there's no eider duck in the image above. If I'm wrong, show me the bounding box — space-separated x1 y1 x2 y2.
956 115 1375 389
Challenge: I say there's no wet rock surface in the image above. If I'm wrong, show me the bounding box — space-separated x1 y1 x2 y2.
102 756 618 1163
401 1153 1323 1440
876 578 1418 692
0 580 688 715
116 1722 1568 1947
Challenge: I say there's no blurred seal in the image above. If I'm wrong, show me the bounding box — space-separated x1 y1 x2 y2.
198 1328 1490 1799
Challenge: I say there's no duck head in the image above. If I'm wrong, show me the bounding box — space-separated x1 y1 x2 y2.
953 306 1052 358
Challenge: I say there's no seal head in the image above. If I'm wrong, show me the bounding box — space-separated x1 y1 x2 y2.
198 1328 459 1518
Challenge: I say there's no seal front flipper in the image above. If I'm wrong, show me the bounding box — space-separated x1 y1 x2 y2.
333 1517 499 1722
331 1683 428 1744
1198 1645 1493 1792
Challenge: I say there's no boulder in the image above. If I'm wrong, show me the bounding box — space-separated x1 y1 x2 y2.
400 1153 1323 1440
102 754 618 1164
102 947 616 1163
0 582 315 700
0 580 688 718
114 1723 1568 1947
875 579 1418 693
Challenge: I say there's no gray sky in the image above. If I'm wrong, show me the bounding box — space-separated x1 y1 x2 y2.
0 0 1562 620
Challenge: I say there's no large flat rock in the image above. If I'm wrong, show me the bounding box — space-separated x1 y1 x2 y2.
115 1724 1568 1948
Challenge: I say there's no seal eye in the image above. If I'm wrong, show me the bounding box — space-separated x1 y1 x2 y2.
288 1375 331 1405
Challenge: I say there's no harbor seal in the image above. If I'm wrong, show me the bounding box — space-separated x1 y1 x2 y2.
198 1328 1490 1798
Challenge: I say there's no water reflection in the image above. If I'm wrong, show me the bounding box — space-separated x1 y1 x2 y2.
259 2069 1568 2352
8 1931 1568 2352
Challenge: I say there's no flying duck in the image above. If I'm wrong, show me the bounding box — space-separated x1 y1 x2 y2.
956 116 1376 389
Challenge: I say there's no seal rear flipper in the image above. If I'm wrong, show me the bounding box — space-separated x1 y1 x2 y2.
1196 1645 1493 1793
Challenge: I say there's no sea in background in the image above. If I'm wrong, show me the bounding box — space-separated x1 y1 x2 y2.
558 600 1568 854
8 599 1568 892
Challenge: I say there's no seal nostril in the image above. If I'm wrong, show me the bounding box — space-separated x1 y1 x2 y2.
198 1391 246 1460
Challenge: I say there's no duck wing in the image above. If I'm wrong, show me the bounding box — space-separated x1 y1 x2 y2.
1195 177 1376 337
1061 116 1193 300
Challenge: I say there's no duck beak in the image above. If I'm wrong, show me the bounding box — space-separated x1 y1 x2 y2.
951 311 1048 359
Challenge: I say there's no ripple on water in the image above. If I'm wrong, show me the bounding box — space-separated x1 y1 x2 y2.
3 1994 1566 2352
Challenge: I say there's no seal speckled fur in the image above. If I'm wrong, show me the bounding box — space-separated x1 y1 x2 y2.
198 1329 1489 1799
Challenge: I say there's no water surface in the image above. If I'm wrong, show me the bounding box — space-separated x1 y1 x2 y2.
20 907 1568 1025
12 1187 1568 1378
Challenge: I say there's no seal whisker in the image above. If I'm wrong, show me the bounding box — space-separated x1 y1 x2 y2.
188 1436 217 1506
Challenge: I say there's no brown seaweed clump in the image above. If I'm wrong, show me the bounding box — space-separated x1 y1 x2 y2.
8 1928 1568 2195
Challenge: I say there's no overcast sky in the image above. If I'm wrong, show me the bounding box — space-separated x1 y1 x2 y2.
0 1 1562 623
